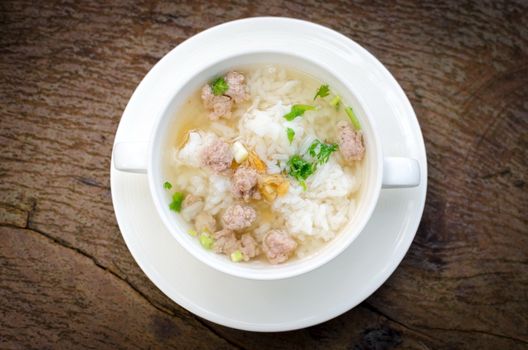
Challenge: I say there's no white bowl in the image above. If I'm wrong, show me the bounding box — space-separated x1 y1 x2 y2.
150 52 382 280
113 17 420 281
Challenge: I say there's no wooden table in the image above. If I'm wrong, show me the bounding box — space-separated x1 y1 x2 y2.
1 1 526 349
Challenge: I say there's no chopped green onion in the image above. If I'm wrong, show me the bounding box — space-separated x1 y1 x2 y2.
199 233 214 250
283 104 316 121
330 95 341 109
300 181 307 191
163 181 172 190
211 77 229 96
345 106 361 130
188 229 197 237
230 250 244 262
286 127 295 144
169 192 185 212
313 84 330 100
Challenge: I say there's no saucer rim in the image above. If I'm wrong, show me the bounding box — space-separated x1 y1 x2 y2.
110 17 427 332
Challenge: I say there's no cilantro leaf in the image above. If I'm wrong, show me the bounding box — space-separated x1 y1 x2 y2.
169 192 185 212
210 77 229 96
287 155 315 183
283 104 316 121
163 181 172 190
345 106 361 130
308 141 321 158
314 84 330 100
287 139 338 188
318 144 339 164
308 140 339 165
286 127 295 144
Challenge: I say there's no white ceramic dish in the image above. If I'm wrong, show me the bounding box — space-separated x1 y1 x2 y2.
111 17 427 331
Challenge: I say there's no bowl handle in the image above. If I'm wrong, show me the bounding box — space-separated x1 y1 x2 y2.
382 157 421 188
113 142 148 174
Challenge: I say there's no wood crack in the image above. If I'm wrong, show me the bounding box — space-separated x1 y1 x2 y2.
15 222 240 349
479 168 512 180
1 207 240 350
74 176 110 190
364 303 528 345
23 223 174 315
1 200 243 348
416 325 528 345
362 302 442 343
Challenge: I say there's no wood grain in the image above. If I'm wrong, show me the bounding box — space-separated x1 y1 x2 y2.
1 0 526 349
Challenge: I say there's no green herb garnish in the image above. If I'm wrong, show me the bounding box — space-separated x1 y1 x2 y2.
287 155 316 183
308 140 339 165
163 181 172 190
345 106 361 130
210 77 229 96
287 139 338 188
230 250 244 262
283 104 316 121
330 95 341 109
188 229 197 237
199 233 214 250
314 84 330 100
286 127 295 144
169 192 185 212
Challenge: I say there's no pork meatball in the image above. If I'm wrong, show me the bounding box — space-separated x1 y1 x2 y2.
337 121 365 161
232 167 260 202
222 204 256 231
200 71 248 120
262 230 297 264
225 71 249 103
201 139 233 173
239 233 259 261
212 229 239 255
201 85 233 120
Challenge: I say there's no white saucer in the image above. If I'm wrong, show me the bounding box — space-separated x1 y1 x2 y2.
110 18 427 332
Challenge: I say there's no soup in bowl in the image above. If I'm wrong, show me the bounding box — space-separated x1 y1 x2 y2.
164 63 367 265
